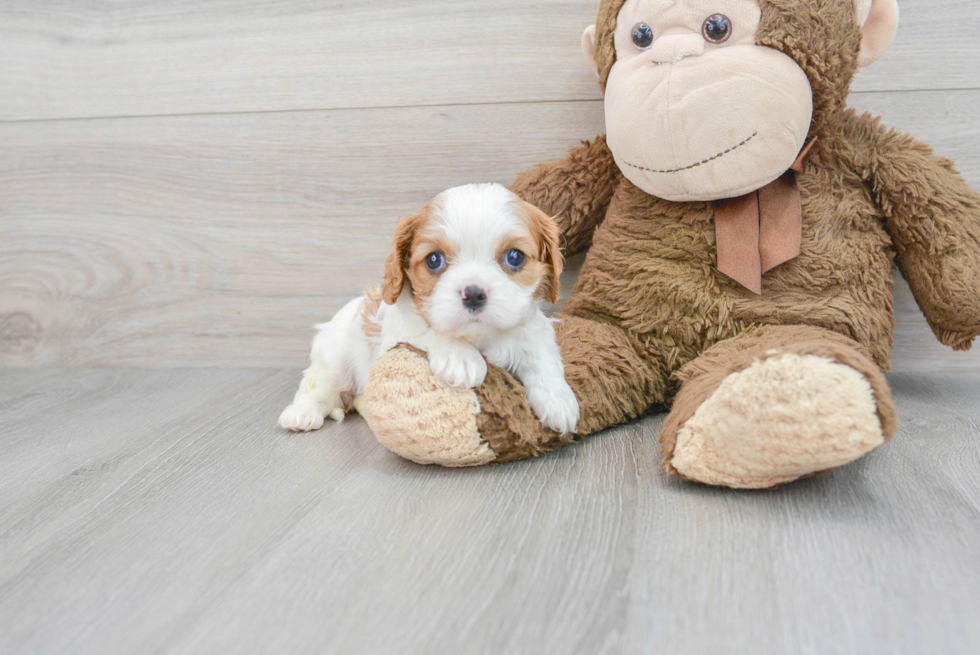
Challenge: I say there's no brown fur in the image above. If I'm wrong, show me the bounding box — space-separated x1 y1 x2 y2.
405 231 457 319
517 200 564 304
361 284 384 341
369 0 980 485
494 0 980 470
382 206 432 305
495 234 548 298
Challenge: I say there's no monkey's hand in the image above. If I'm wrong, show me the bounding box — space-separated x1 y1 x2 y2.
510 136 621 258
870 121 980 351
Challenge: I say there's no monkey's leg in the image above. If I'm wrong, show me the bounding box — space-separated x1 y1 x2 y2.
358 316 667 467
659 325 898 489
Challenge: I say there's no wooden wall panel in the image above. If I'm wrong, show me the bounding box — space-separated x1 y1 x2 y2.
0 101 605 367
0 0 976 122
2 91 979 368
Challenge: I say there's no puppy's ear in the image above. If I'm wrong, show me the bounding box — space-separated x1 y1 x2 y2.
382 208 426 304
520 200 564 305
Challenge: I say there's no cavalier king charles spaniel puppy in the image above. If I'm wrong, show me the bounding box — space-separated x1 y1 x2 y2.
279 183 580 435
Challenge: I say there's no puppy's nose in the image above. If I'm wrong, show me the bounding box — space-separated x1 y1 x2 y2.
461 286 487 312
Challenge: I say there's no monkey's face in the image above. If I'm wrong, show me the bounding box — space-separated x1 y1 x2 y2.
589 0 813 202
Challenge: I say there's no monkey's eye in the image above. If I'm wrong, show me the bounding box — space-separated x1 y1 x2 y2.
503 249 526 271
425 251 446 273
631 22 654 51
702 14 732 44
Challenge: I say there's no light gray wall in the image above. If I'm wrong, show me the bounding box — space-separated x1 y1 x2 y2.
1 0 978 369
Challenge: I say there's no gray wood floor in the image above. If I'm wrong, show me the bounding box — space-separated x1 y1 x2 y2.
1 367 978 654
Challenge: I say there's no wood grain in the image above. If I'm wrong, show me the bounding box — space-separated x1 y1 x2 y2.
0 0 976 123
3 91 979 369
0 368 977 654
3 3 978 653
0 101 607 367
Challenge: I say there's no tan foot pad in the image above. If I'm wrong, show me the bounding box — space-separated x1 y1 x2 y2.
359 345 497 467
672 353 885 489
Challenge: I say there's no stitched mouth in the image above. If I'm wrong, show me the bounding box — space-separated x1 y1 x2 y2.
621 132 758 174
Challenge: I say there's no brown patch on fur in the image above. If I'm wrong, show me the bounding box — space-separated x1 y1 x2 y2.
382 203 435 305
496 235 539 260
516 200 564 304
511 259 550 298
360 284 383 341
494 233 547 297
404 231 456 321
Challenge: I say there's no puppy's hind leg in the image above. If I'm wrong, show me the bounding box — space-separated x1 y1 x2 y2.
278 361 345 431
279 298 361 432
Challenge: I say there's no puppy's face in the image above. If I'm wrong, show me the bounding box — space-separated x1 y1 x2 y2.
382 183 563 339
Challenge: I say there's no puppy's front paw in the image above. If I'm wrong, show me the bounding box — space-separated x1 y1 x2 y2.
527 380 580 435
279 403 327 432
428 344 487 389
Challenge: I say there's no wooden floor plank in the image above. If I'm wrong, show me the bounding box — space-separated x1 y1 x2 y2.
3 91 979 370
887 373 980 513
0 368 978 654
0 368 376 654
624 376 980 654
0 0 975 122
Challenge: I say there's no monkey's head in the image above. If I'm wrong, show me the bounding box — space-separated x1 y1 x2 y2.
582 0 899 202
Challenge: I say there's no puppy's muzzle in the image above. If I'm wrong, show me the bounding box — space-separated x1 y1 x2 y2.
462 286 487 312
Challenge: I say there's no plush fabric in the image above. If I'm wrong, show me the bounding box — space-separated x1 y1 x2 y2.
360 0 980 488
657 323 896 487
359 345 495 467
599 0 813 202
671 353 885 489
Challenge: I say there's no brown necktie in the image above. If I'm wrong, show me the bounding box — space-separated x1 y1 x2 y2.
713 140 816 295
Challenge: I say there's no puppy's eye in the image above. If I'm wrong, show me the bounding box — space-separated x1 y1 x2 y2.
631 22 654 51
702 14 732 44
503 249 526 271
425 251 446 273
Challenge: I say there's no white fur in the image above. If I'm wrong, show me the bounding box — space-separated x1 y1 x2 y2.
279 183 580 436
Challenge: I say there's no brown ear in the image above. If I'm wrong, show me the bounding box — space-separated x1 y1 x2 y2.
381 208 426 304
520 200 564 305
593 0 626 92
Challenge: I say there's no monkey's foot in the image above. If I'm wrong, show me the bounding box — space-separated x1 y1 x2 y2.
666 352 888 489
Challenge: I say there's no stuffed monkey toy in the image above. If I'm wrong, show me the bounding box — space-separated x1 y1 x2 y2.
357 0 980 488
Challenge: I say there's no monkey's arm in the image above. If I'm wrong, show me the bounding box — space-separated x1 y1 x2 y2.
510 136 621 257
866 119 980 350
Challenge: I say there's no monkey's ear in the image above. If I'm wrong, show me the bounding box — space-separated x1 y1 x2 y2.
853 0 899 67
581 25 599 76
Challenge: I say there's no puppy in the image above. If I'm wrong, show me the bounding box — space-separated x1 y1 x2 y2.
278 183 580 435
